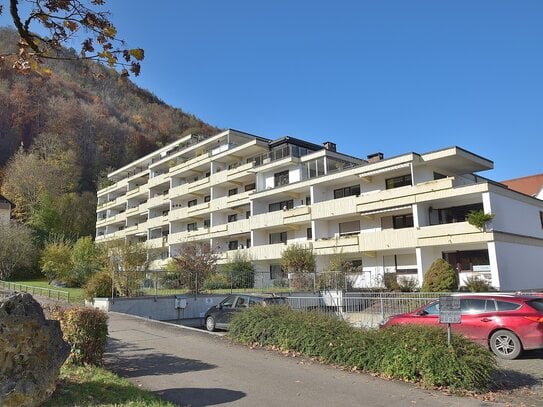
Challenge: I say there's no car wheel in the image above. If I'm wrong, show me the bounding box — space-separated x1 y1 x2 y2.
490 329 522 360
205 316 216 332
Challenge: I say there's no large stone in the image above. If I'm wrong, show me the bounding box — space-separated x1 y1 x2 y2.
0 292 69 407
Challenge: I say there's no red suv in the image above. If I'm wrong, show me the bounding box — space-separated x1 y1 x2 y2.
381 294 543 359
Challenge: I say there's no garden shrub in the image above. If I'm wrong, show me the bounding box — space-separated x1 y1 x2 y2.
203 273 229 290
229 306 496 391
52 307 108 366
421 259 458 292
84 269 115 300
464 276 494 292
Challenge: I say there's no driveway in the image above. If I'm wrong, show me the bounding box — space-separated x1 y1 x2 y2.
105 312 497 407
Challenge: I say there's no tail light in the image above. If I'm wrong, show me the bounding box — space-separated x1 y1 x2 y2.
524 316 543 323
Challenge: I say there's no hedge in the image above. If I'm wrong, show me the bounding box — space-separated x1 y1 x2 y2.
228 306 496 391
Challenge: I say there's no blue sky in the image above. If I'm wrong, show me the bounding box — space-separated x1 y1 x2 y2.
2 1 542 181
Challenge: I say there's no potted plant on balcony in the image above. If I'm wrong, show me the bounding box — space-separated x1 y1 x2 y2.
467 209 494 232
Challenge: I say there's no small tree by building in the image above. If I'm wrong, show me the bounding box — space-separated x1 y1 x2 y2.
107 241 150 297
281 243 315 291
40 238 74 285
171 242 219 294
221 251 255 289
0 220 37 280
421 258 459 292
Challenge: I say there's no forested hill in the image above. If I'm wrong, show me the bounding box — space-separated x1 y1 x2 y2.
0 27 219 191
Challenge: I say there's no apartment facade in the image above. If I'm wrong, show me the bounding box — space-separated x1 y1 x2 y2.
96 129 543 291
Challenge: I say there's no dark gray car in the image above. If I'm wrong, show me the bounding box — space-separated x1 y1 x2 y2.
204 294 287 331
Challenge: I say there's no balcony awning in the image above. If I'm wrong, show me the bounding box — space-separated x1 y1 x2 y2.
360 205 412 217
358 162 410 177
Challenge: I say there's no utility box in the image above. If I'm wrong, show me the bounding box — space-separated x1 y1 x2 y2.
175 297 187 309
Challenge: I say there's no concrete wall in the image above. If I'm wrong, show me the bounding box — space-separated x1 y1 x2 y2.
93 294 227 321
488 191 543 238
493 241 543 291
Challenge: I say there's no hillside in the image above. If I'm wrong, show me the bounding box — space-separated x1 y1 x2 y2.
0 27 219 191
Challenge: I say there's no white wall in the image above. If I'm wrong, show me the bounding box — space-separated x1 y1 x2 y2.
493 240 543 290
487 191 543 238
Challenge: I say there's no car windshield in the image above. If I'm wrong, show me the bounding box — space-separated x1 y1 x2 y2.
262 297 287 305
527 299 543 312
422 302 439 315
220 295 236 308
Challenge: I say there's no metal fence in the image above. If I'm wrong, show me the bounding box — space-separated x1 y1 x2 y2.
287 292 442 328
0 281 71 302
112 270 382 297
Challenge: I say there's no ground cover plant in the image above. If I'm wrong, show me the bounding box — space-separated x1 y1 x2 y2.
228 306 497 391
43 365 175 407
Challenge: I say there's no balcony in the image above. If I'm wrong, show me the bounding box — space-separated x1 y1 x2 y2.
312 197 358 220
147 236 168 249
417 221 491 247
313 235 359 255
169 152 210 176
358 228 417 252
248 243 286 260
169 183 189 198
227 161 255 180
188 177 210 193
227 219 250 235
283 206 311 225
226 190 252 206
250 211 283 230
187 202 210 217
146 215 168 229
148 172 169 188
148 193 169 208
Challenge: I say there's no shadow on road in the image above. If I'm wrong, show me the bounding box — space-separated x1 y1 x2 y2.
491 369 541 391
156 387 246 406
106 337 216 378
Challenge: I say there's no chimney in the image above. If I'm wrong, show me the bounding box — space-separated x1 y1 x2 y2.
367 152 384 163
323 141 336 152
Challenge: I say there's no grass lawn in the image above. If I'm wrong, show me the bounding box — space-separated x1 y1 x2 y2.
43 364 175 407
8 279 85 304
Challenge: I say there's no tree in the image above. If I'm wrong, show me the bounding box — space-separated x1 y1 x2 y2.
0 220 37 279
71 235 103 286
281 243 315 274
221 251 254 289
106 241 150 297
281 243 315 291
421 258 459 292
40 239 74 285
171 242 219 294
0 0 144 76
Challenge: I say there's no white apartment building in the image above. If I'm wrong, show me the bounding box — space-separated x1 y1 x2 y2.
96 129 543 291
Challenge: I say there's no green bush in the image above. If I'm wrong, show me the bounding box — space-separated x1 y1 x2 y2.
222 251 255 289
84 269 115 300
383 273 400 291
464 276 494 292
229 306 496 391
421 259 458 292
52 307 108 366
203 273 229 290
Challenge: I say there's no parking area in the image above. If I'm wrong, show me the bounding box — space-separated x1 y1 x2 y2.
493 349 543 406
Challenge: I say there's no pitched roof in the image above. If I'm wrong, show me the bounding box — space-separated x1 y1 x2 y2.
0 195 13 206
501 173 543 197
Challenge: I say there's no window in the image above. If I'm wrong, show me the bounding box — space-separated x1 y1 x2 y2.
434 172 447 180
204 195 211 202
442 250 489 272
497 301 521 311
246 210 251 219
307 227 312 239
393 214 414 229
305 196 311 205
245 183 256 192
228 188 238 196
269 231 287 244
385 174 412 189
339 220 360 236
334 184 360 199
219 295 236 308
540 211 543 228
460 299 487 314
187 222 197 231
274 170 289 187
269 199 293 212
270 264 284 279
235 296 248 308
228 214 238 223
205 171 210 178
429 203 483 225
188 199 197 207
246 238 251 248
228 241 239 250
203 219 210 228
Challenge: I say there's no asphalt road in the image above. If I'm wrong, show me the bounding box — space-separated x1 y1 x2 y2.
104 312 498 407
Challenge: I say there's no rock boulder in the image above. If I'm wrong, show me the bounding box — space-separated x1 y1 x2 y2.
0 292 69 407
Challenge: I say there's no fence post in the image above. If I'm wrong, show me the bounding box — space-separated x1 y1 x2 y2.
380 293 385 322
